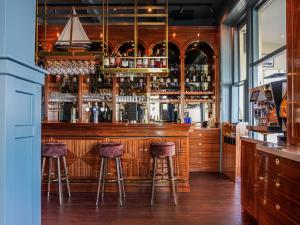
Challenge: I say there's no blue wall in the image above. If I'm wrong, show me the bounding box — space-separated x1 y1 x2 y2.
0 0 45 224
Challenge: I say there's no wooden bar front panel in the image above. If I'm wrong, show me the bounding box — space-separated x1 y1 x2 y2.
42 123 190 192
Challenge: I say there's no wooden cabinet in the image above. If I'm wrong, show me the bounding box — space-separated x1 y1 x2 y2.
222 136 236 181
257 151 300 225
240 140 259 221
189 128 220 172
287 0 300 144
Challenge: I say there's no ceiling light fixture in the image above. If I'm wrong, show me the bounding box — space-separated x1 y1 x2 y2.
172 32 176 38
179 6 184 14
148 7 152 12
197 33 200 38
113 8 117 11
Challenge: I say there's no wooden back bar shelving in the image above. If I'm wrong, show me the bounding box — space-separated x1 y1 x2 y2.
40 25 220 124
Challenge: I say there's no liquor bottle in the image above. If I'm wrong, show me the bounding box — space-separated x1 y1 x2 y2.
109 53 116 68
192 71 197 82
161 49 167 68
72 76 78 93
185 70 190 83
142 54 149 68
71 104 76 123
97 74 102 83
155 49 161 68
149 51 155 68
136 50 142 68
103 53 110 68
121 53 129 68
99 102 106 122
115 51 122 68
92 103 99 123
128 51 135 68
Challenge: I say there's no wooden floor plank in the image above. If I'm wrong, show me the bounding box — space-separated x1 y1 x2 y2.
42 172 255 225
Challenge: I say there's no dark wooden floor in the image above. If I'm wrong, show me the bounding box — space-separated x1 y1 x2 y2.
42 173 255 225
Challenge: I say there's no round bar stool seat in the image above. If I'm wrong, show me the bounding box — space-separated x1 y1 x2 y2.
150 142 177 206
41 142 71 206
42 143 67 157
95 142 126 207
150 142 175 157
98 142 123 158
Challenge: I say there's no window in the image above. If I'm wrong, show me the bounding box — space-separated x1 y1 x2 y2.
257 0 286 60
232 23 247 122
255 51 286 85
238 85 245 121
253 0 287 86
239 24 247 81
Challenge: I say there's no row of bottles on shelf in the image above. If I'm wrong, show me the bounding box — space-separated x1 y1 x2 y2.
185 64 213 92
103 49 167 69
151 68 180 92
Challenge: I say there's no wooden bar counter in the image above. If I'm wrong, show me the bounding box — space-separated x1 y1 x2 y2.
42 122 191 192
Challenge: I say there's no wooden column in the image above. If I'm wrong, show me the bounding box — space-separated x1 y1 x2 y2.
44 75 50 122
180 53 185 122
112 76 118 122
78 75 84 122
287 0 300 144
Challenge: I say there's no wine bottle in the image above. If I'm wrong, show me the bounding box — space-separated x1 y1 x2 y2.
109 53 115 68
149 51 155 68
143 54 149 68
136 50 142 68
161 49 167 68
155 49 161 68
122 53 129 68
103 53 109 68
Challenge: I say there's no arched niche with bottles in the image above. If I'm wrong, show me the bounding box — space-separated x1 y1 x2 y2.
149 41 181 123
184 41 216 125
151 41 181 92
115 40 148 123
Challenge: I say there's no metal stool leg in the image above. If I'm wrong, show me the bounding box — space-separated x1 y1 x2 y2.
118 157 126 199
57 157 63 205
167 156 177 206
47 157 52 197
62 156 71 198
41 157 46 181
150 157 158 206
96 157 104 206
101 157 107 201
116 157 123 207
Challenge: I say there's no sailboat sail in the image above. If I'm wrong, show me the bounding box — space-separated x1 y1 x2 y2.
56 8 90 47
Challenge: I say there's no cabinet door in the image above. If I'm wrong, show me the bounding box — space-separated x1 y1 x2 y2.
240 140 258 220
287 0 300 144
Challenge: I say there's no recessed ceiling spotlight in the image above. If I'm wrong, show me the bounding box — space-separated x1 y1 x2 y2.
172 32 176 38
148 7 152 12
56 32 60 38
197 33 200 38
100 33 103 38
113 8 117 11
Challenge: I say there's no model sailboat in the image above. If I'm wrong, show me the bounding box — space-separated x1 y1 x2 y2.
56 7 91 50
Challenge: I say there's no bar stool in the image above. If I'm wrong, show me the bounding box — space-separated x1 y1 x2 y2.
41 142 71 205
95 142 125 206
150 142 177 206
